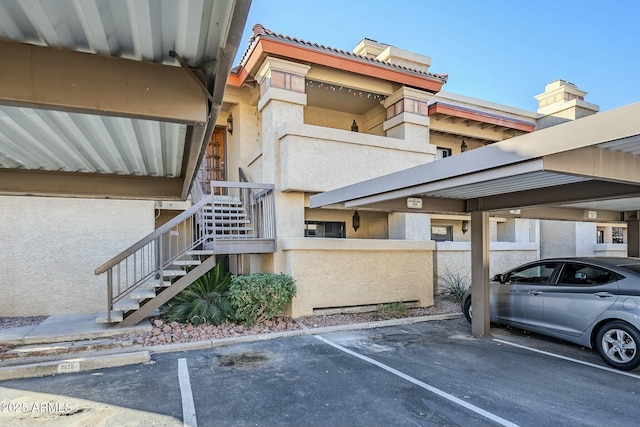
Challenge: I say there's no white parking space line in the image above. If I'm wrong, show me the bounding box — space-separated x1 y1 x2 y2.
178 358 198 427
315 335 520 427
493 338 640 379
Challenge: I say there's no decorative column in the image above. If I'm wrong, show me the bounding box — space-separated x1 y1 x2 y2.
384 87 435 240
382 86 432 143
256 56 310 184
256 57 310 273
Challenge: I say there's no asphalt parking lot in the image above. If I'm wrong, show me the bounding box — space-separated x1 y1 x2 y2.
1 317 640 426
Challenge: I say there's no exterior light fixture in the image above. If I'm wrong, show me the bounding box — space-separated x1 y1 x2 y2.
226 113 233 134
351 120 359 132
461 220 469 234
352 210 360 231
460 140 467 152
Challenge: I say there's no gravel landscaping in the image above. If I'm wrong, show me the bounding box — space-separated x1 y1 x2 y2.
124 295 461 347
0 296 462 350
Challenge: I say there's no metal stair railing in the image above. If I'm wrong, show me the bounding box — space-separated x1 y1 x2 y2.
95 179 276 324
207 180 276 241
94 196 213 323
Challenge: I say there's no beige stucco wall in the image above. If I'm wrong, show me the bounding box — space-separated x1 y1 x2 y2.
433 241 539 293
0 196 154 316
540 220 598 258
278 123 435 192
282 238 435 317
593 244 627 257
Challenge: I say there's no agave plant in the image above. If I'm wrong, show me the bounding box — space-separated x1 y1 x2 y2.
439 269 470 302
164 262 234 325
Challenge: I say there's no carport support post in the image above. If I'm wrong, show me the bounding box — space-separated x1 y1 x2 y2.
627 220 640 257
471 210 490 336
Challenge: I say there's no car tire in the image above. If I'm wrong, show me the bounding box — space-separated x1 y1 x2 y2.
595 321 640 371
463 297 472 324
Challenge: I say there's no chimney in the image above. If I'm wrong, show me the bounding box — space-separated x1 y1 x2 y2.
534 80 599 129
353 38 432 72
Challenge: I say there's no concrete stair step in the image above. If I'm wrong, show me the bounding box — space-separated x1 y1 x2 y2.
114 299 139 311
172 259 202 266
96 306 160 324
186 250 215 256
129 288 156 300
96 310 124 323
161 269 186 277
145 279 171 288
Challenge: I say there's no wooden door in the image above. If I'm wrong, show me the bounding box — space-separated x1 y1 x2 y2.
200 127 226 194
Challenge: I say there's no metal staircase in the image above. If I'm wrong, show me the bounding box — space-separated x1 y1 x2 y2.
94 180 276 327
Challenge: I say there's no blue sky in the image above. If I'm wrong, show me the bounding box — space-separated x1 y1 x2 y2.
236 0 639 112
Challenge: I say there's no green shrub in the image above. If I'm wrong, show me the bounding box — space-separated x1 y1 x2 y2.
439 269 469 302
229 273 296 326
163 262 233 325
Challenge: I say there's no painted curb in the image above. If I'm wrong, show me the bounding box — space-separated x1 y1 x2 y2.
0 351 150 381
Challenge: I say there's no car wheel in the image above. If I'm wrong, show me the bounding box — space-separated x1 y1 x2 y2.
463 297 472 323
595 321 640 371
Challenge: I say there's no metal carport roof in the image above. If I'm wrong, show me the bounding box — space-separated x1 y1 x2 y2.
311 102 640 222
310 101 640 336
0 0 251 200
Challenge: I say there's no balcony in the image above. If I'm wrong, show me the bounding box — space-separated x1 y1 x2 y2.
277 123 436 192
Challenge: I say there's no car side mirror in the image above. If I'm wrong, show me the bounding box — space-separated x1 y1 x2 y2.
493 274 505 283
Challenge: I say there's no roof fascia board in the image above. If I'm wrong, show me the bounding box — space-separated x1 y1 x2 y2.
543 146 640 184
428 102 535 132
231 38 445 92
492 206 623 222
341 160 544 208
345 196 466 213
468 181 640 212
0 168 184 200
0 39 207 124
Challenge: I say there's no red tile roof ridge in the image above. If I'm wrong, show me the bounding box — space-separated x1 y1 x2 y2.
237 24 448 82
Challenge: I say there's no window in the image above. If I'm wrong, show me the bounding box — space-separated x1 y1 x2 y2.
436 147 452 160
613 227 624 243
431 225 453 242
305 221 346 238
506 263 558 284
558 263 617 285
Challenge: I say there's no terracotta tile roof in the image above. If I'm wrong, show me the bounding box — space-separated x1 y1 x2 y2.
236 24 448 83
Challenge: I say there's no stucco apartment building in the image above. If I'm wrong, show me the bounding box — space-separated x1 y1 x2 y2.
0 19 628 320
213 24 626 317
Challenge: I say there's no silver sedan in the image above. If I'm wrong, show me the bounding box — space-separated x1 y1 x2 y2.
462 257 640 370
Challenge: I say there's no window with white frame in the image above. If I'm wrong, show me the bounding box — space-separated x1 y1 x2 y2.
436 147 452 160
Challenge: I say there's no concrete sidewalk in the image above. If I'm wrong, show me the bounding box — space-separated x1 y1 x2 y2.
0 314 151 346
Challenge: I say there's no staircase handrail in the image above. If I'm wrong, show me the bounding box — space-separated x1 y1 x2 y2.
238 167 250 183
94 197 211 275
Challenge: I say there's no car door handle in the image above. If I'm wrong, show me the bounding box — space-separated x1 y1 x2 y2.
529 290 543 296
593 292 615 298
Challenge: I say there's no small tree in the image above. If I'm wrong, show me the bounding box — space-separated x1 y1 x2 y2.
229 273 296 326
163 262 233 325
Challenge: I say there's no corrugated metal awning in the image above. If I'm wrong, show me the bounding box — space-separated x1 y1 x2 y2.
0 0 251 200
